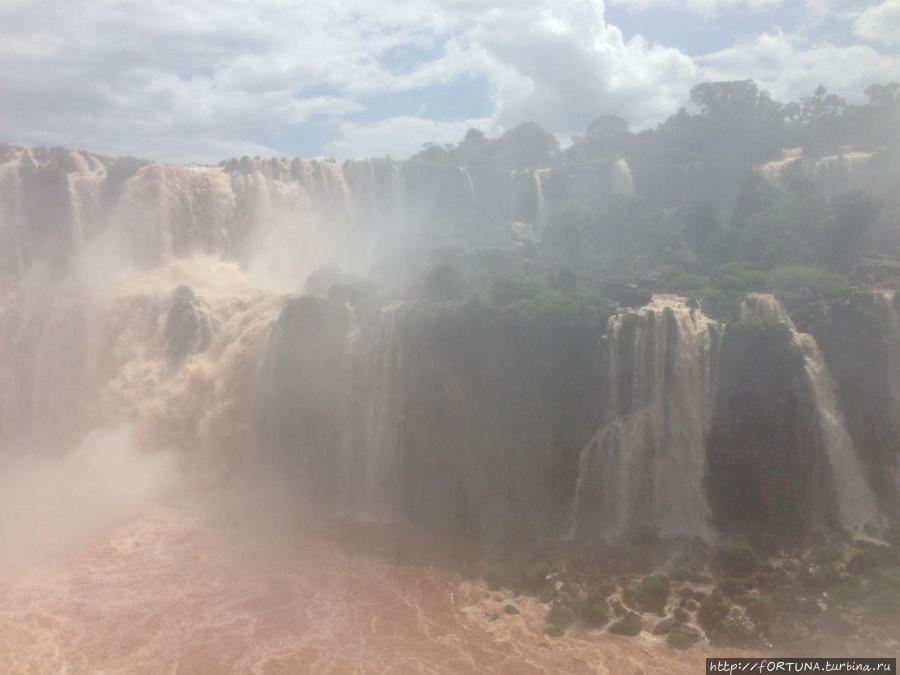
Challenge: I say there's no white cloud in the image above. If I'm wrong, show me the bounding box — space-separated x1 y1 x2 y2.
0 0 701 160
324 115 493 159
606 0 785 14
0 0 898 163
461 3 698 135
854 0 900 44
0 1 442 162
698 31 900 101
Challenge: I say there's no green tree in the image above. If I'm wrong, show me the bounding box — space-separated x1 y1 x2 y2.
571 115 633 157
822 190 879 270
454 128 490 164
494 122 559 168
424 264 466 301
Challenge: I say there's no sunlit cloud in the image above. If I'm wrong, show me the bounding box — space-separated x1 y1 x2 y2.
0 0 897 162
854 0 900 45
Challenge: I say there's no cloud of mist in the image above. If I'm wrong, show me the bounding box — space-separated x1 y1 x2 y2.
0 425 179 575
243 211 362 294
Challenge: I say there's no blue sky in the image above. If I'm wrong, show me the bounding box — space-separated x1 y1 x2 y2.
1 0 898 163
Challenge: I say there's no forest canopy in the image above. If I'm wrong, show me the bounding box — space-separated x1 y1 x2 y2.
411 80 900 321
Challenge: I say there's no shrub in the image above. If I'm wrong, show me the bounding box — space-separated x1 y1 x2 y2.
490 274 541 306
714 544 760 578
801 562 841 592
546 603 576 630
747 595 776 631
710 263 751 292
846 546 900 575
544 625 564 637
768 265 849 294
864 568 900 619
662 269 706 293
667 625 702 650
608 611 642 636
424 264 466 301
522 559 553 593
813 543 844 564
576 595 609 627
627 574 670 614
708 616 757 649
698 593 729 631
698 288 745 322
717 577 750 601
830 576 867 606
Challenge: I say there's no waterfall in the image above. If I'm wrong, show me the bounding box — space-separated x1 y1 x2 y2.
459 166 475 193
613 158 634 196
0 253 282 461
757 147 803 187
880 290 900 498
352 303 405 520
881 291 900 416
741 294 879 529
533 168 550 228
2 144 891 550
756 147 874 195
572 296 720 540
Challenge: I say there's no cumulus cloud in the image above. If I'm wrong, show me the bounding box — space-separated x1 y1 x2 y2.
0 0 897 162
0 1 433 162
698 31 900 102
463 3 698 134
324 115 493 159
607 0 785 14
854 0 900 45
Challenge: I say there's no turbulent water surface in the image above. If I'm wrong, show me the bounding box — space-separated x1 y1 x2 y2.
0 500 723 675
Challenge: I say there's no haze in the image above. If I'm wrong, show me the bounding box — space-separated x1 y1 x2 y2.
1 1 899 673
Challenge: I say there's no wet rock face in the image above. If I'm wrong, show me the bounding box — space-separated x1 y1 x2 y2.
253 296 606 545
784 290 900 516
259 296 351 505
706 320 837 541
165 285 212 365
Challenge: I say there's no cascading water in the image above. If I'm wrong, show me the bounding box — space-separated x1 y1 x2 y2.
336 303 406 520
880 290 900 498
1 255 283 460
740 294 879 529
881 290 900 416
756 147 876 196
2 144 896 671
533 168 551 229
572 296 720 540
613 158 634 195
459 166 475 192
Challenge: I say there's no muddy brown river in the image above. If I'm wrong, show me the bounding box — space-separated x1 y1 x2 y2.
0 499 733 674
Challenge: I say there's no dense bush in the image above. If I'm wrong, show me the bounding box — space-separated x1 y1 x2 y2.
697 592 730 631
490 273 541 306
714 545 760 578
624 574 670 615
576 594 609 627
608 611 642 636
424 264 466 301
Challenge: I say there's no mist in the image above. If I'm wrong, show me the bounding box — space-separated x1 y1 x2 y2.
1 77 899 671
0 426 178 575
